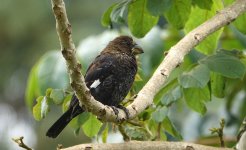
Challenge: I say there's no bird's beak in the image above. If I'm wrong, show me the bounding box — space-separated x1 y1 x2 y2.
132 44 144 55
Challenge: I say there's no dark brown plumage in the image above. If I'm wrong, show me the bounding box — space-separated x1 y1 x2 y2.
46 36 143 138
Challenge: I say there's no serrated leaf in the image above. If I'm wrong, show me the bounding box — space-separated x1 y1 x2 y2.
163 117 182 139
164 0 192 29
82 114 102 138
151 106 168 123
50 89 65 105
102 124 109 143
33 96 43 121
199 53 246 79
184 0 223 54
161 86 182 106
210 72 225 98
146 0 172 16
128 0 159 38
25 64 40 110
183 86 210 115
178 64 210 88
101 3 117 27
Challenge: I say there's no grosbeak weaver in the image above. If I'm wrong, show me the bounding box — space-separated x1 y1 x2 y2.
46 36 143 138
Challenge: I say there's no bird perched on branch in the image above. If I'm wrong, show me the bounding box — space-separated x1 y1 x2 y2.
46 35 143 138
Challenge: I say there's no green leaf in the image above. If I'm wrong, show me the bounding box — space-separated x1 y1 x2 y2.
124 125 149 140
102 124 109 143
128 0 159 38
199 53 246 79
110 0 130 24
50 89 65 105
33 96 50 121
62 94 72 112
82 113 102 138
161 86 182 106
192 0 213 10
146 0 172 16
33 96 43 121
223 0 234 6
77 112 90 126
25 63 40 110
135 73 143 81
160 129 167 140
101 3 117 27
163 117 182 139
164 0 192 29
45 88 52 97
37 51 69 94
151 106 168 123
183 86 210 115
233 13 246 34
184 0 223 54
210 72 225 98
178 64 210 88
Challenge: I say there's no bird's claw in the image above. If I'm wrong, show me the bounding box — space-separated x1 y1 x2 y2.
117 105 130 120
111 106 119 120
111 105 130 122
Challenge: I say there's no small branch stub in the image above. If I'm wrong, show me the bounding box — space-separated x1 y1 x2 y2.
12 136 32 150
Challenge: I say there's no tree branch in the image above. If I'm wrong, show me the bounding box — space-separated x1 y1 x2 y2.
60 141 233 150
50 0 246 122
12 136 32 150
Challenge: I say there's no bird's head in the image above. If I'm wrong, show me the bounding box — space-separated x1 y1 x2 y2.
104 36 144 56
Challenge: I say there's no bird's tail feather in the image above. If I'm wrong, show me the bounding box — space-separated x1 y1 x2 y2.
46 109 74 138
46 95 84 138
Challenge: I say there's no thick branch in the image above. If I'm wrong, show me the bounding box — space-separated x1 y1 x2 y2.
51 0 246 122
61 141 233 150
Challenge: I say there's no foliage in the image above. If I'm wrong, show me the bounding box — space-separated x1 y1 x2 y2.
26 0 246 145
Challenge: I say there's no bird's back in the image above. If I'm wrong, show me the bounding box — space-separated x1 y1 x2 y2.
85 52 137 106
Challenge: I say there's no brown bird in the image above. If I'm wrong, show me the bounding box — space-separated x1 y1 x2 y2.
46 35 143 138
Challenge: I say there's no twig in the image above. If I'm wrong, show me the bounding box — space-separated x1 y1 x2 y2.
118 124 130 141
156 123 161 140
210 119 225 147
12 136 32 150
51 0 246 123
127 120 144 127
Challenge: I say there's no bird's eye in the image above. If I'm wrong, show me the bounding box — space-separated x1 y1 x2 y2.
122 41 131 46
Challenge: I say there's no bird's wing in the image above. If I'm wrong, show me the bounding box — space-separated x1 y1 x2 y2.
85 54 116 88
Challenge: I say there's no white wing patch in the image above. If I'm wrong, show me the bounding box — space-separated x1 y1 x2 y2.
90 79 101 89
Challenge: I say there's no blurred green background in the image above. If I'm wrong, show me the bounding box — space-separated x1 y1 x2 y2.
0 0 117 149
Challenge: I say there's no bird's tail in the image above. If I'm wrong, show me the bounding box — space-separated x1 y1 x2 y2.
46 95 83 138
46 109 74 138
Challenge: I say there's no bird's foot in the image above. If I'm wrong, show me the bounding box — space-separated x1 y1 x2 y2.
117 105 130 120
111 106 119 121
111 105 130 122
